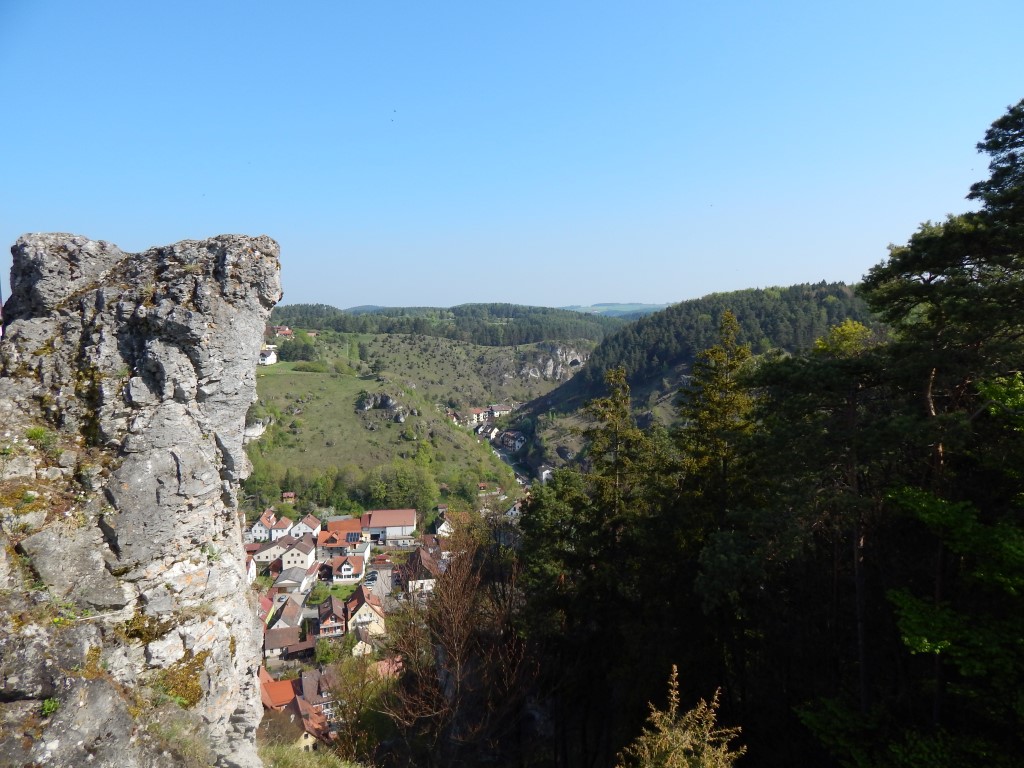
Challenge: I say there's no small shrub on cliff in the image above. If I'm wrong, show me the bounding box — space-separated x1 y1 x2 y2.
40 697 60 717
154 650 210 708
119 612 174 644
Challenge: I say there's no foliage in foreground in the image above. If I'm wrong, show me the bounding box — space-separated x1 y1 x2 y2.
258 742 363 768
616 666 745 768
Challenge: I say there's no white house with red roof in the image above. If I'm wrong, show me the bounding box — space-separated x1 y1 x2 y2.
291 514 322 538
269 516 294 542
320 555 364 584
252 509 278 542
465 407 488 425
360 508 417 543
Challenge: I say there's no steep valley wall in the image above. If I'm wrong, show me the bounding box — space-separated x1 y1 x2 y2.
0 234 281 767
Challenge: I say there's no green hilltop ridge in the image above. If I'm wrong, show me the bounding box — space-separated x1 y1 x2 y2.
512 282 877 468
559 301 670 317
535 281 873 413
269 301 625 345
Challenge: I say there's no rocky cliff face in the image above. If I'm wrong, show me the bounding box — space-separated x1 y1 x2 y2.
0 234 281 767
518 343 588 382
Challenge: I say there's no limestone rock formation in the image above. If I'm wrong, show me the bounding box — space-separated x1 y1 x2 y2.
0 234 281 767
517 343 588 382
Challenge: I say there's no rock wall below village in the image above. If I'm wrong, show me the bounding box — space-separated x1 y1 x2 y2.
0 234 281 767
517 343 588 382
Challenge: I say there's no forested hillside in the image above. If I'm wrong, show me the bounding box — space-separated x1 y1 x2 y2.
269 302 624 346
369 99 1024 768
576 282 874 391
518 283 877 443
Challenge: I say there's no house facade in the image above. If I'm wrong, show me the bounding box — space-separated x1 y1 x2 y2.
316 597 347 640
281 538 316 571
346 586 386 636
291 514 322 538
360 508 416 543
270 516 294 541
251 509 278 542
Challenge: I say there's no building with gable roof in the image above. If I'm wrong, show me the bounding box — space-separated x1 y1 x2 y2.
320 555 364 585
291 514 322 538
360 508 416 543
269 515 294 542
315 597 347 640
345 585 386 636
251 508 278 542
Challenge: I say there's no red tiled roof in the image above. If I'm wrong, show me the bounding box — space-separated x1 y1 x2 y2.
326 518 362 535
361 508 416 528
261 678 298 709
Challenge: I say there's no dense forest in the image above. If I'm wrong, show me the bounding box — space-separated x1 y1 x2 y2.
269 302 625 346
365 100 1024 768
572 282 876 394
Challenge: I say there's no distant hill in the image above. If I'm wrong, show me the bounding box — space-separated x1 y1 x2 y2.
518 282 879 466
560 302 670 318
270 302 625 346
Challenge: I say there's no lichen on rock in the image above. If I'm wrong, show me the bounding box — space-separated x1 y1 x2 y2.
0 233 281 768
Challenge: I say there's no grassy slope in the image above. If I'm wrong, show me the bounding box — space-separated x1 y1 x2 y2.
250 333 575 483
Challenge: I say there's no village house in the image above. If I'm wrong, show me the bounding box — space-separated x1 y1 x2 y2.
320 555 364 585
400 546 442 593
281 536 317 571
350 626 374 657
291 514 322 538
489 403 513 419
465 407 488 426
251 509 278 542
345 585 387 636
257 594 276 626
270 516 294 542
274 563 319 594
420 533 450 563
271 592 306 631
475 422 499 440
500 430 527 452
315 597 347 640
258 347 278 366
264 626 301 660
317 518 363 559
259 668 330 750
254 537 292 567
300 669 334 721
361 508 416 544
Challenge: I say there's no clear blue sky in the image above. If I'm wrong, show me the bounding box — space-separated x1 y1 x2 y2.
2 1 1022 309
